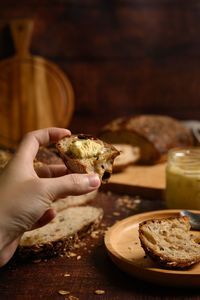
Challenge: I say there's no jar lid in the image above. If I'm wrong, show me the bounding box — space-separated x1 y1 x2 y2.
168 147 200 173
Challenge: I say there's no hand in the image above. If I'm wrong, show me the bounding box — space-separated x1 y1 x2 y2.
0 127 100 267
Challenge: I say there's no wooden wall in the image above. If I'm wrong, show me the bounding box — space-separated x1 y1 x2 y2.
0 0 200 134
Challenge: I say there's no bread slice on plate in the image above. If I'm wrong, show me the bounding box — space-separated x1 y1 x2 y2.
56 134 119 182
139 216 200 269
18 206 103 259
51 190 98 212
99 115 193 164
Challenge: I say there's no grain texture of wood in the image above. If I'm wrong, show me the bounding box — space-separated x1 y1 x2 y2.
104 163 166 199
0 191 199 300
0 19 74 148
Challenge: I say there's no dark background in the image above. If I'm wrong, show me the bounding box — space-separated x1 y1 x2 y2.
0 0 200 134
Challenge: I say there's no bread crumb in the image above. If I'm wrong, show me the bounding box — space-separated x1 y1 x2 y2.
91 230 99 238
68 252 77 257
113 212 120 216
58 290 70 295
68 296 79 300
94 290 105 295
117 195 140 211
134 198 141 204
32 259 41 264
106 191 112 196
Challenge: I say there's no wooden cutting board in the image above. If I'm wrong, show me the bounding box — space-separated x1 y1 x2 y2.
104 163 167 199
0 19 74 148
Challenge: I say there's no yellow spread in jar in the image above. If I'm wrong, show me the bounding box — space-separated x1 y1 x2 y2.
68 139 104 159
165 148 200 209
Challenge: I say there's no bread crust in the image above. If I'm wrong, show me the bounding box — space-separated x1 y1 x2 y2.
99 115 193 164
139 216 200 269
56 134 120 182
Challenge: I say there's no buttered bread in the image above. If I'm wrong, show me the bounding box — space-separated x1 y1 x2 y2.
56 134 119 182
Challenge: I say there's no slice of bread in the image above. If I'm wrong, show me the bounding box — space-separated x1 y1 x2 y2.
18 206 103 259
112 144 140 172
56 134 119 182
139 216 200 269
51 190 98 211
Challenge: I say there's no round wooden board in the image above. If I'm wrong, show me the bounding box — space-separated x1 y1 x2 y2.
0 19 74 148
104 209 200 287
0 55 74 148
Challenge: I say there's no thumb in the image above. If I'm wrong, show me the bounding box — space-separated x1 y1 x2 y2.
42 173 100 200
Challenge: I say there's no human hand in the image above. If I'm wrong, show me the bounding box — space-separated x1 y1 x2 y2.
0 127 100 266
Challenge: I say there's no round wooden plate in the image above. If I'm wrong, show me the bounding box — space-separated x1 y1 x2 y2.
104 209 200 287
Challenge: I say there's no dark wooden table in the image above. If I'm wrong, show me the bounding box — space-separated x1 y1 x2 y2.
0 190 199 300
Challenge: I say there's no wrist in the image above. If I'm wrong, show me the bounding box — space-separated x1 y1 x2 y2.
0 235 22 267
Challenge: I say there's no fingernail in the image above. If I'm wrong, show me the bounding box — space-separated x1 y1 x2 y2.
88 174 100 187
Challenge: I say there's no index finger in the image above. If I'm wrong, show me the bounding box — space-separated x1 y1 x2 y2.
15 127 71 164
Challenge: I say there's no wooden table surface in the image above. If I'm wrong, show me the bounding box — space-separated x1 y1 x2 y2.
0 190 199 300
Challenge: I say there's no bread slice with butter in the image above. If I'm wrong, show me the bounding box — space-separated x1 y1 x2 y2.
139 216 200 269
56 134 120 182
18 206 103 259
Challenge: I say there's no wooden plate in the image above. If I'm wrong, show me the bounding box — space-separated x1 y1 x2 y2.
104 209 200 287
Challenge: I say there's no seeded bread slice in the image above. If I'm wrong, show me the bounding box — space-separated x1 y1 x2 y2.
56 134 120 182
51 190 98 211
139 216 200 269
18 206 103 259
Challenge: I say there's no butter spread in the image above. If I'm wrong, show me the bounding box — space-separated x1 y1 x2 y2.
68 139 104 158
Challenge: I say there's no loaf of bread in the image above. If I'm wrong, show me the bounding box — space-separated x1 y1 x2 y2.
56 134 119 182
51 190 98 211
139 216 200 269
18 206 103 259
99 115 193 164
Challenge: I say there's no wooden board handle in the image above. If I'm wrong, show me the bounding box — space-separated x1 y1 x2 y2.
10 19 33 57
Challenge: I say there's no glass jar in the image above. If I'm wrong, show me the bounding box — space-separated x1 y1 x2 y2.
165 148 200 210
